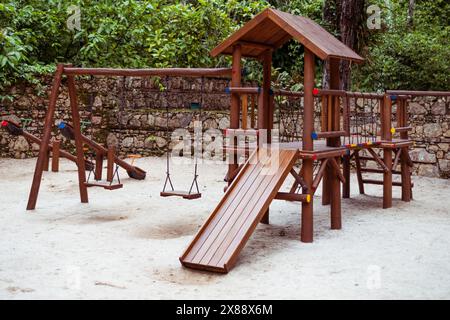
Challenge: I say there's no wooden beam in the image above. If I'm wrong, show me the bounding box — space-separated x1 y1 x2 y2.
67 73 89 204
301 48 315 243
27 64 65 210
63 67 233 78
237 41 275 51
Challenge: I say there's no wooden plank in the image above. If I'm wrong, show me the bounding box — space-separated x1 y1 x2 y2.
67 73 89 204
354 151 365 195
210 150 297 270
27 64 65 210
194 150 274 265
181 149 297 272
64 67 233 78
182 150 264 263
51 140 60 172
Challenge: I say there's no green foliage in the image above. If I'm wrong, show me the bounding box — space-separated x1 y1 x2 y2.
353 0 450 91
0 0 449 95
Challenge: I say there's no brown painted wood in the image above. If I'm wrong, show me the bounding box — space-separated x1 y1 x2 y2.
386 90 450 97
211 9 364 62
107 146 115 182
362 179 414 187
67 74 89 204
315 130 347 139
312 159 328 192
250 94 256 129
95 153 103 181
301 49 315 243
160 191 202 200
64 67 233 78
27 64 65 210
85 182 123 190
228 45 242 187
275 192 310 202
342 154 351 198
18 128 93 170
181 150 263 264
180 149 297 273
367 148 390 173
400 148 412 202
51 140 60 172
260 50 273 225
383 96 393 209
43 150 50 172
208 150 296 269
354 151 365 195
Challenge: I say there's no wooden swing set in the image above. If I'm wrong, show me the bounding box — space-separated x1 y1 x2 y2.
26 66 232 210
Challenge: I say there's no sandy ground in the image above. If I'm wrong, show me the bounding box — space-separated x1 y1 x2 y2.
0 156 449 300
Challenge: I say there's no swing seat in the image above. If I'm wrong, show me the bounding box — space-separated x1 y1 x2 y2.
160 190 201 200
84 182 123 190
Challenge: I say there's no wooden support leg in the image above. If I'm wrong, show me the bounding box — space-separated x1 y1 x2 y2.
400 148 412 202
301 49 315 243
354 150 365 194
330 156 342 230
342 153 351 198
107 146 115 182
67 74 88 204
43 150 50 172
51 140 60 172
301 159 314 242
383 149 393 209
27 64 65 210
95 153 103 181
322 171 331 205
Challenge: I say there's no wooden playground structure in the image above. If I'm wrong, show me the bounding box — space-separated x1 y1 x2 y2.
6 8 448 273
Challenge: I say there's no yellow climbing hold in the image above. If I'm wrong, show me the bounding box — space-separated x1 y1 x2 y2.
390 127 396 134
306 194 311 203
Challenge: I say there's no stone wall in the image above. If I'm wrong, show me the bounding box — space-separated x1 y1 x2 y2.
406 97 450 178
1 77 449 178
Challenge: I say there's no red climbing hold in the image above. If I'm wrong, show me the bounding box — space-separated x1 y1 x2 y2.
1 120 8 127
312 88 319 95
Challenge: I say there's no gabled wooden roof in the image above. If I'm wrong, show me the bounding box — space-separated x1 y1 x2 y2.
211 8 364 63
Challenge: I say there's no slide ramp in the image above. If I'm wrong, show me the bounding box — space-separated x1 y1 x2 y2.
180 147 298 273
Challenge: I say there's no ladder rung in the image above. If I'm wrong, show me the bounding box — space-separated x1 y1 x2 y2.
360 168 402 175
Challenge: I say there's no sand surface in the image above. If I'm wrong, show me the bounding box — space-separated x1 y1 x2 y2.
0 156 449 300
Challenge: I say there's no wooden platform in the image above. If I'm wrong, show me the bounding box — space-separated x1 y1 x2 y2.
278 141 347 159
84 182 123 190
160 191 202 200
180 148 298 273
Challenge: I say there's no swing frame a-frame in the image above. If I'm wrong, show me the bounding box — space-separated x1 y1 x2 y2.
26 65 233 210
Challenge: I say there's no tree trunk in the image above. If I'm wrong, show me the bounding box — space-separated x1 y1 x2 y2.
407 0 415 29
339 0 365 90
322 0 341 89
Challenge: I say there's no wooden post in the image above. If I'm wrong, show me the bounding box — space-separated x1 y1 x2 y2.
329 58 342 230
67 73 89 204
260 49 272 225
250 94 256 129
27 64 65 210
107 146 115 182
342 153 351 198
43 150 50 172
301 49 315 243
228 45 242 186
399 98 412 202
95 153 103 181
241 94 248 130
51 140 60 172
322 58 341 206
383 95 393 209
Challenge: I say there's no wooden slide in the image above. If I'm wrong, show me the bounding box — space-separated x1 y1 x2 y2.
180 147 298 273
